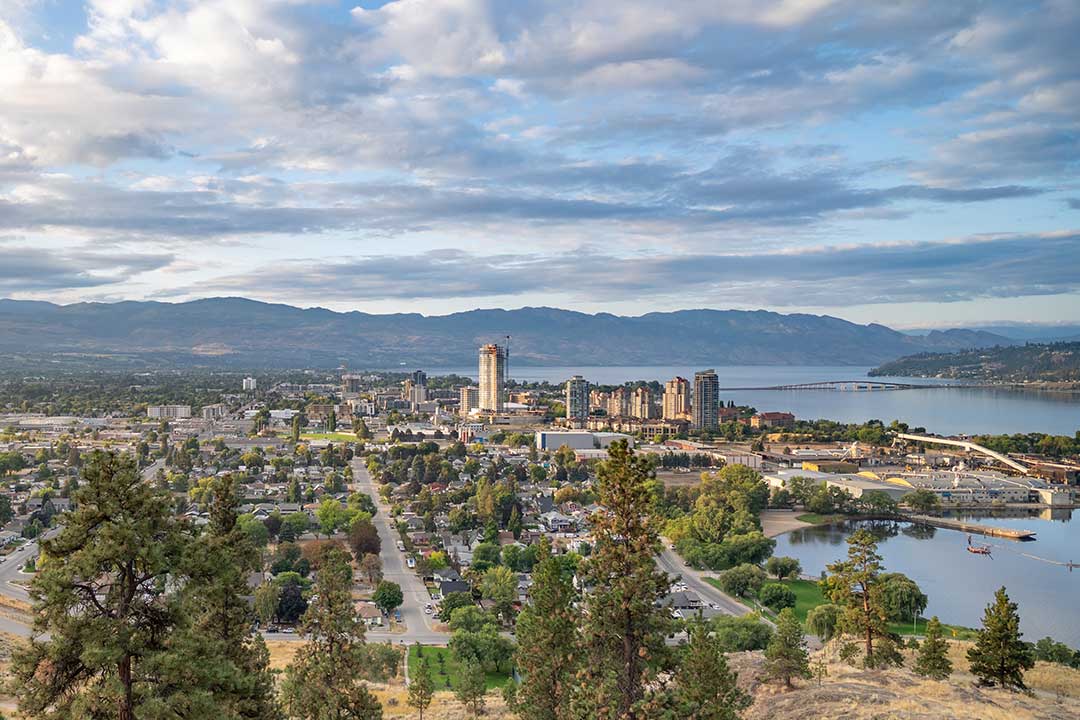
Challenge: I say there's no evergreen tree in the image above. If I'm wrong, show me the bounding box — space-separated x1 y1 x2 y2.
512 537 577 720
914 616 953 680
823 529 903 668
287 477 302 504
673 618 751 718
10 452 196 719
281 548 395 719
178 474 281 719
966 587 1034 692
456 658 487 718
763 608 811 689
407 652 434 720
570 441 674 719
354 418 371 440
508 505 523 539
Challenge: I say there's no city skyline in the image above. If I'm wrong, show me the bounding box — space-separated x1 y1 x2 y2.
0 1 1078 327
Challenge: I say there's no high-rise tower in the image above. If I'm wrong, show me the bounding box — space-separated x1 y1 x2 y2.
478 343 507 412
565 375 590 423
662 377 691 420
692 369 720 431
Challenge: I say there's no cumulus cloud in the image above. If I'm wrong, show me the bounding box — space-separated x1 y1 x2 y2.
0 0 1076 313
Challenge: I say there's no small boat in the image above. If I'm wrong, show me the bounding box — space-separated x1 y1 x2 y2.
966 534 992 557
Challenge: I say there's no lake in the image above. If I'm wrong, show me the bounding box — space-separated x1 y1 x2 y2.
772 513 1080 648
423 365 1080 436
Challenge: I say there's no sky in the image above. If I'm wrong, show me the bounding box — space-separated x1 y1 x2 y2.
0 0 1078 328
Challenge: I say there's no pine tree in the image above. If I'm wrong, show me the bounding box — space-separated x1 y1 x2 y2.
570 441 674 719
674 618 751 718
456 658 487 718
9 451 195 719
763 608 812 689
512 537 578 720
407 653 434 720
178 474 282 719
913 616 953 680
823 529 903 668
966 587 1034 692
281 547 395 719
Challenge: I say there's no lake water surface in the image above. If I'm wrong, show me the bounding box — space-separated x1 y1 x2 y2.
424 365 1080 436
772 513 1080 648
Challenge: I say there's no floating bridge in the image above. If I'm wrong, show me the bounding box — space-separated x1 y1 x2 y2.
720 380 946 392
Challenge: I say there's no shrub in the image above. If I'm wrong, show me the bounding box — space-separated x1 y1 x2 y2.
710 614 773 651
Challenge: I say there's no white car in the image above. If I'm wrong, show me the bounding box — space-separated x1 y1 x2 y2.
406 557 416 569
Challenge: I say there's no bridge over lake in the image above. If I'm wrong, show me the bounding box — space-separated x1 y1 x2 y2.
720 380 952 391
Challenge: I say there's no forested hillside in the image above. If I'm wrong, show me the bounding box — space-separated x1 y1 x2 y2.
871 342 1080 383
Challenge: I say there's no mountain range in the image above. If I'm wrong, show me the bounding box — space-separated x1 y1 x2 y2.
0 298 1023 370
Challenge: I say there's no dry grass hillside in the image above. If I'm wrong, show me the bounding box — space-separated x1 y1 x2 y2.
733 641 1080 720
1 634 1078 719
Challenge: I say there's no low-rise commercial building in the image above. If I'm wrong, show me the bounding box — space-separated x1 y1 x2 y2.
147 405 192 419
534 430 634 451
764 468 909 501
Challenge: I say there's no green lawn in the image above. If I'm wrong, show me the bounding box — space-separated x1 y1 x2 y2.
705 576 823 624
408 645 510 691
297 432 361 442
786 578 825 624
706 571 981 640
794 513 847 525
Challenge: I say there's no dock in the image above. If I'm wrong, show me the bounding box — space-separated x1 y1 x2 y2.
908 515 1036 540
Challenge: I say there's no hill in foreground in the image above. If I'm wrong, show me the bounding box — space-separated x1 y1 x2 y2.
255 638 1080 720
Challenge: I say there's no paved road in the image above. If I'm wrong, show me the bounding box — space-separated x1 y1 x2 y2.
0 539 36 638
350 458 447 644
263 460 448 645
656 544 753 618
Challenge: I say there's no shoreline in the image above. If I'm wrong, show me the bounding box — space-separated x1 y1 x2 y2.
761 505 1077 540
760 509 814 538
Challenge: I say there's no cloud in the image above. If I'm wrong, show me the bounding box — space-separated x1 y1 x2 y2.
0 159 1043 243
0 0 1077 313
191 231 1080 307
0 244 173 291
